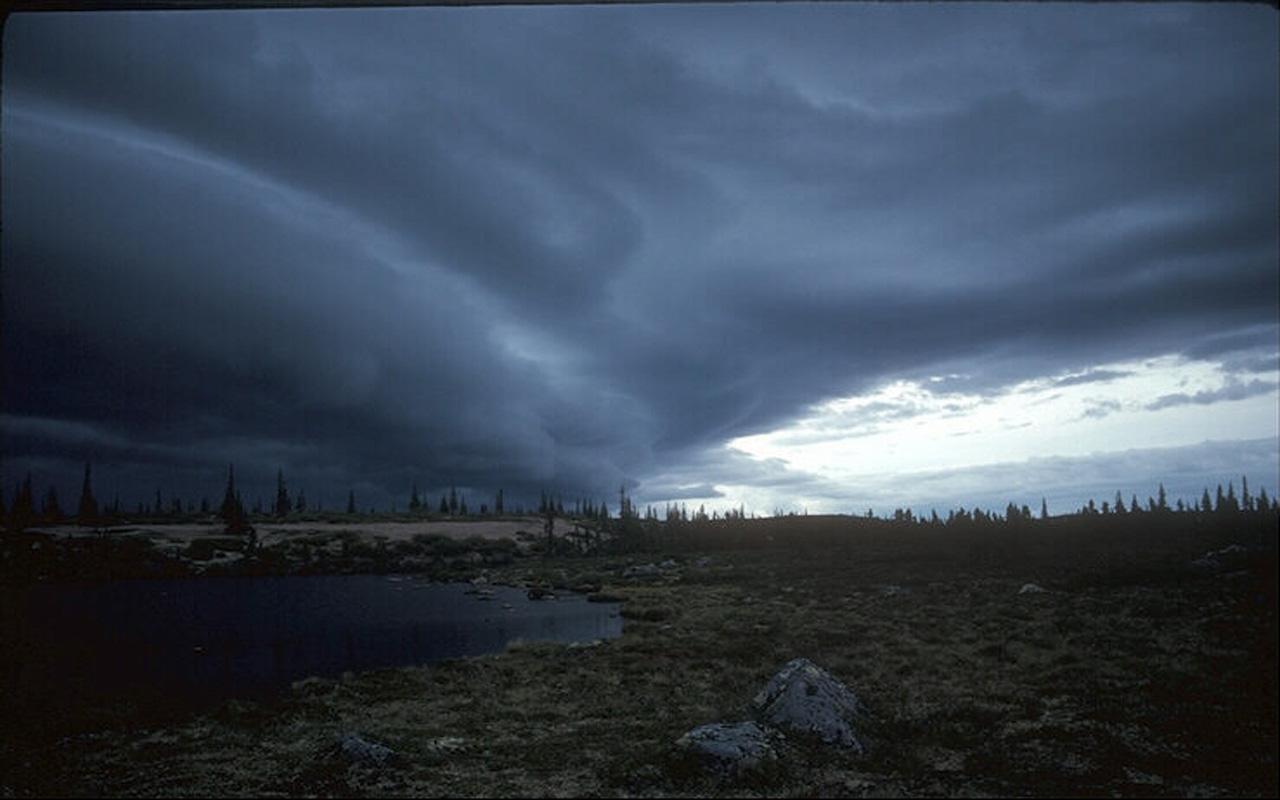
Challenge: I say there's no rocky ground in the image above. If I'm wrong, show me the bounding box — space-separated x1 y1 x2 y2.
1 516 1276 797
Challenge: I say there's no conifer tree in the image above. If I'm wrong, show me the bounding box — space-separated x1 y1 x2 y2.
1130 494 1140 514
409 483 421 512
275 469 291 517
495 488 504 515
1215 484 1225 512
347 490 357 514
220 465 238 520
1201 487 1213 513
1040 497 1048 519
1157 483 1168 512
1114 490 1126 514
449 486 458 515
439 494 448 514
42 485 62 522
459 495 468 515
77 462 98 525
1226 482 1238 512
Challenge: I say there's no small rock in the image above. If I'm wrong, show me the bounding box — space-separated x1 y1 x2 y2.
1018 583 1047 594
753 658 867 751
623 563 661 578
659 559 678 569
423 736 465 754
331 732 396 767
1124 766 1164 785
675 721 779 775
695 556 714 568
1191 543 1249 572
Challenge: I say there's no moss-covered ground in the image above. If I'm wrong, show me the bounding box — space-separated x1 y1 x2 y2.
1 514 1275 797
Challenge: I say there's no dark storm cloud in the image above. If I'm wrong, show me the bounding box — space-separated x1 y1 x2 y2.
1145 379 1280 412
2 5 1277 507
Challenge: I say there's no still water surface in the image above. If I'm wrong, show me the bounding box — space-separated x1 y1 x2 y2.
1 574 621 706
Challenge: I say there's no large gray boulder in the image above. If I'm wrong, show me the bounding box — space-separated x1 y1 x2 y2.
752 658 867 751
675 721 779 775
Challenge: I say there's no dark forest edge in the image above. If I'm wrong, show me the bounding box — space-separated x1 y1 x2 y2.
1 461 1276 588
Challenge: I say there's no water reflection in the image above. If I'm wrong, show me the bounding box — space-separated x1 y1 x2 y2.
1 575 621 707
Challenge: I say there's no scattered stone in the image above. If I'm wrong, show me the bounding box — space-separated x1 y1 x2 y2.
1018 583 1047 594
568 639 603 649
423 736 465 754
330 732 397 767
623 563 661 578
695 556 714 568
675 721 780 775
752 658 867 751
1191 544 1249 571
1124 766 1164 785
659 559 679 569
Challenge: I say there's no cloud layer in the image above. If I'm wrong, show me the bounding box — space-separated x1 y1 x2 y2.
2 6 1277 510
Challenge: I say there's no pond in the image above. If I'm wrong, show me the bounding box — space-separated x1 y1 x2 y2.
0 574 622 712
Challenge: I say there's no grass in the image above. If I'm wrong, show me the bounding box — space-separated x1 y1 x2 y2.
1 514 1276 797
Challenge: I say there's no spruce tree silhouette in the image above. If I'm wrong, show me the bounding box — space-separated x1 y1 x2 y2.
439 494 448 514
42 485 63 523
77 462 98 526
409 483 421 512
220 465 238 521
275 469 291 517
347 490 357 515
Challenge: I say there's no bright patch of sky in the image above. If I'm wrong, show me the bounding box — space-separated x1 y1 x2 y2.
644 353 1279 516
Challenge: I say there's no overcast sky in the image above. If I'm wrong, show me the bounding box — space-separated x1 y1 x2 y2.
3 4 1278 516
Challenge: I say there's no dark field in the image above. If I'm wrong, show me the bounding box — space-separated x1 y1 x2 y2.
1 512 1276 797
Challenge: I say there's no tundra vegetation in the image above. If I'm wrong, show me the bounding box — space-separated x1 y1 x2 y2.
0 477 1276 798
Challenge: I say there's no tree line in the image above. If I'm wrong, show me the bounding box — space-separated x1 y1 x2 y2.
4 462 1277 536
